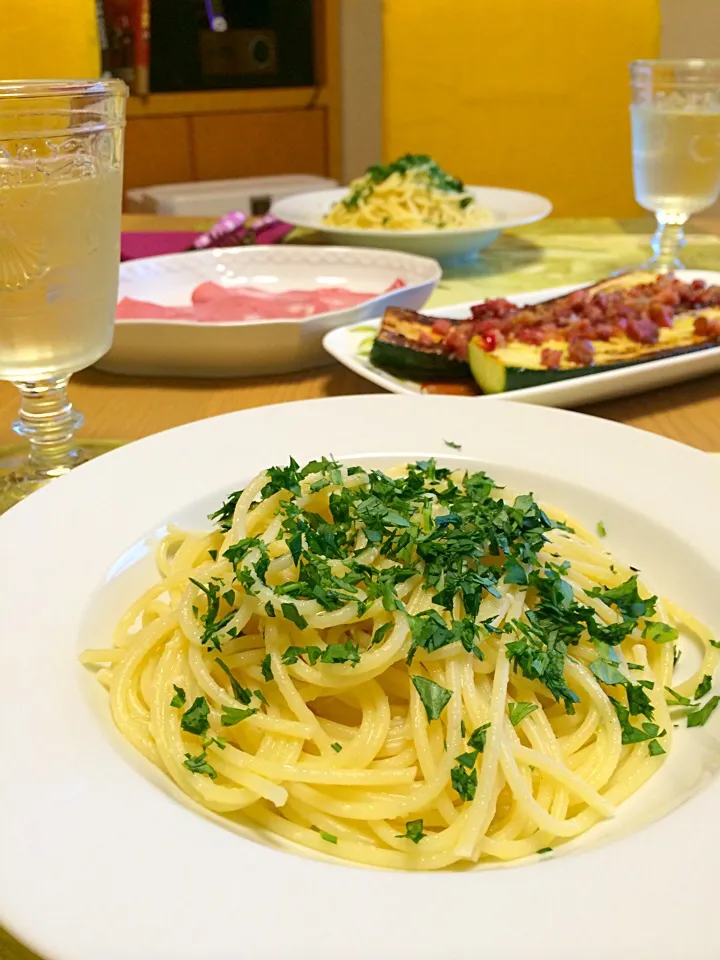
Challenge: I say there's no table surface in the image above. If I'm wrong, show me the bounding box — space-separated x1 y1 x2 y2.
1 214 719 454
1 213 720 960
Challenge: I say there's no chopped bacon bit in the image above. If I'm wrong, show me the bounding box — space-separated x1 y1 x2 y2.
417 330 436 348
567 339 595 365
443 324 472 360
540 347 563 369
516 327 545 345
694 315 720 338
431 317 453 336
627 317 659 344
648 302 674 328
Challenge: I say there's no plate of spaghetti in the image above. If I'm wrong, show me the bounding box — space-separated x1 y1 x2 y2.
1 395 719 960
272 154 552 262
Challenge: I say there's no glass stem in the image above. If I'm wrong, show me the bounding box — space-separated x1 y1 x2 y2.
650 214 687 271
12 377 84 477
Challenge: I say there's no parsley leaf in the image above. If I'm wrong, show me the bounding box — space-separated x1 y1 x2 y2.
642 621 679 644
537 847 553 854
687 695 720 728
170 684 186 708
311 826 337 844
208 490 242 531
411 675 453 722
596 521 607 537
665 685 691 707
370 622 392 647
451 762 477 802
261 654 274 682
281 603 308 631
443 439 462 450
648 739 666 756
694 675 713 700
508 701 538 726
590 659 626 686
183 751 217 779
180 696 210 736
216 658 252 704
467 722 490 752
221 705 258 726
320 639 360 665
331 742 343 753
587 576 657 620
396 819 426 843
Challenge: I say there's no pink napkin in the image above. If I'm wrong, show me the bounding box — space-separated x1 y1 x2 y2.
120 213 293 262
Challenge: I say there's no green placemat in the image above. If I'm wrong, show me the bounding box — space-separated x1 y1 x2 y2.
427 217 720 308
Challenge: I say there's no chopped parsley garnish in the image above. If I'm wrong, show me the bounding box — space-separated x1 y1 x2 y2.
208 490 242 531
216 658 252 704
208 549 218 561
451 762 477 802
370 622 392 647
610 698 664 745
183 751 217 779
694 675 713 700
331 742 343 753
590 659 627 686
396 819 426 843
587 576 657 620
508 701 538 726
188 578 235 650
642 621 678 644
221 705 258 726
537 847 553 854
443 439 462 450
665 685 691 707
281 603 308 631
260 654 274 682
648 739 666 756
596 521 607 537
411 675 453 722
202 735 227 751
264 601 276 618
467 722 490 752
709 638 720 649
311 825 337 844
687 696 720 728
170 684 186 708
180 696 210 736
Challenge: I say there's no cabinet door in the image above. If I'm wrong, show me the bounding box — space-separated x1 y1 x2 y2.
191 109 327 180
124 117 194 190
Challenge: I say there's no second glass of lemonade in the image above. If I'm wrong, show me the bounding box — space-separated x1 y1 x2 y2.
630 59 720 270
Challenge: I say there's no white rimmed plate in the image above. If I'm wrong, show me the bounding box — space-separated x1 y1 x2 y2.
271 186 552 262
323 270 720 406
1 395 719 960
98 246 441 378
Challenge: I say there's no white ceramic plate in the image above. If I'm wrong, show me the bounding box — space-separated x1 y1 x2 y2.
323 270 720 406
1 395 719 960
271 186 552 262
98 246 441 378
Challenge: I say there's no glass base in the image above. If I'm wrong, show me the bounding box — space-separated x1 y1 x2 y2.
0 438 123 515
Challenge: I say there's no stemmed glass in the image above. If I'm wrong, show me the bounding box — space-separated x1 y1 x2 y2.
0 79 127 513
630 59 720 271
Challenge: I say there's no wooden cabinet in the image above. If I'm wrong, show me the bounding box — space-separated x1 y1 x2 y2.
121 1 340 199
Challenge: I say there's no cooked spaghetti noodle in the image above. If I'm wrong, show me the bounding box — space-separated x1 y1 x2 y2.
323 154 492 231
83 458 719 869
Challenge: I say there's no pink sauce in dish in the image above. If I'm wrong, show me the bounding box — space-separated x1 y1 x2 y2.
116 280 405 324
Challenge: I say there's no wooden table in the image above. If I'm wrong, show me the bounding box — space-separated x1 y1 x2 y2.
1 215 719 959
1 214 720 453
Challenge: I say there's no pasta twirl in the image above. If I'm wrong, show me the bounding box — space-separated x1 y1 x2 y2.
83 458 719 870
323 154 492 232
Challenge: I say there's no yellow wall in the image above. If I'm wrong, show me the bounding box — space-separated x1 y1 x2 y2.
382 0 661 217
0 0 100 80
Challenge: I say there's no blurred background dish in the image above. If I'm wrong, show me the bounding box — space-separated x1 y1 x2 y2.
272 185 552 261
99 245 441 377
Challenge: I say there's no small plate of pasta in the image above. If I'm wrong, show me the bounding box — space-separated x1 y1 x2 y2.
1 395 719 960
272 154 552 261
